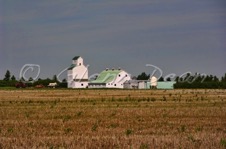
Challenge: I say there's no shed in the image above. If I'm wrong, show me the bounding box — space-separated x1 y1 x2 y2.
138 81 146 89
157 82 176 89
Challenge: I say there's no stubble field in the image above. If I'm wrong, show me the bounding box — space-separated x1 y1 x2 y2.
0 89 226 149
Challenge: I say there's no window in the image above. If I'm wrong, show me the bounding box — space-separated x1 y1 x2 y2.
125 74 128 77
118 74 121 77
79 63 81 65
114 84 116 86
81 84 83 86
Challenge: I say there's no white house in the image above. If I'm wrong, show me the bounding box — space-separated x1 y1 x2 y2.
89 68 131 88
67 56 88 88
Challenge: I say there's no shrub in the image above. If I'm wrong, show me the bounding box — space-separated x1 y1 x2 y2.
140 143 149 149
220 138 226 148
76 111 83 117
92 123 98 131
63 115 72 122
162 96 167 101
195 126 203 132
151 98 156 102
188 134 196 142
125 129 133 136
178 125 186 133
8 128 14 133
64 128 72 134
108 123 119 129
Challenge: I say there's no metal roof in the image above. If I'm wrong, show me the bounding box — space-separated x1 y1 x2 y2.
67 64 76 70
72 56 80 60
157 82 176 89
91 70 121 83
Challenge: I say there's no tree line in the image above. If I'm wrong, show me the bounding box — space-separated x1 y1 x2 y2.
136 72 226 89
0 70 67 88
1 70 226 89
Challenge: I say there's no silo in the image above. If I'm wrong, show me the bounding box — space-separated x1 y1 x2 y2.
150 76 158 89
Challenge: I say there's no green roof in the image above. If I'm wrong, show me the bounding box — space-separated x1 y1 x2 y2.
72 56 80 60
68 64 76 70
157 82 176 89
91 70 121 83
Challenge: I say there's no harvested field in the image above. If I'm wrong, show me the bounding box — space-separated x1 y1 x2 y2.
0 89 226 148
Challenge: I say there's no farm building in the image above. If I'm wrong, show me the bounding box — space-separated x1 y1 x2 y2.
156 81 176 89
67 56 89 88
138 81 147 89
124 76 158 89
89 68 131 88
123 80 139 89
123 80 150 89
150 76 158 89
66 56 176 90
124 80 176 90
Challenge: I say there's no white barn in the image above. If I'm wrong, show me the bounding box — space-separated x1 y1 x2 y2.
67 56 88 88
89 68 131 88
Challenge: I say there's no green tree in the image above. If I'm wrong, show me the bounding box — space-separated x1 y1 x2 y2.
175 76 180 82
11 75 16 81
158 77 164 82
29 77 33 82
3 70 11 81
213 76 219 82
221 73 226 82
137 72 150 80
166 77 171 81
62 78 67 83
20 77 25 82
52 75 58 82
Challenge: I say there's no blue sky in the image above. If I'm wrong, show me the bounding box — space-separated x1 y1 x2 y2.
0 0 226 80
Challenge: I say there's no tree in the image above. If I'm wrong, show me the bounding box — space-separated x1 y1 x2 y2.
137 72 150 80
222 73 226 82
57 78 67 88
184 73 191 81
52 75 58 82
20 77 25 82
3 70 11 81
158 77 164 82
62 78 67 83
11 75 16 81
213 76 219 82
166 77 171 81
29 77 33 82
175 76 180 82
